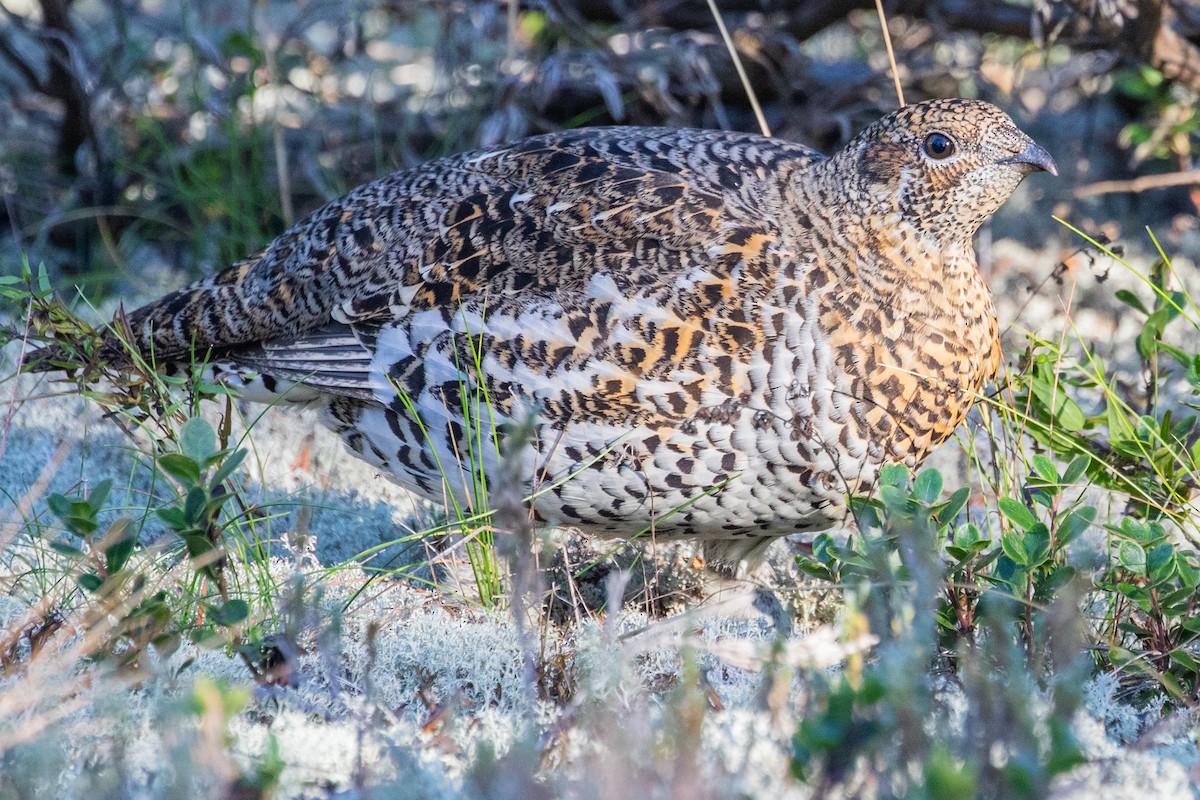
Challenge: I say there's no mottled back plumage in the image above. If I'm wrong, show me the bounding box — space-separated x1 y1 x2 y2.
31 98 1056 566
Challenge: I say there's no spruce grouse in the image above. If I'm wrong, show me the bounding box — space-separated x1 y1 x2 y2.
30 98 1056 567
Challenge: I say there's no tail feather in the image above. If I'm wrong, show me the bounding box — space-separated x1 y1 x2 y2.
24 248 313 374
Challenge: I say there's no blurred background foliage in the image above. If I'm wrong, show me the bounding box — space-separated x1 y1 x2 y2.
3 7 1200 794
2 0 1200 295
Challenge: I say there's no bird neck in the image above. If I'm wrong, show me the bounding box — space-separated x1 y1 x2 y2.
793 160 986 318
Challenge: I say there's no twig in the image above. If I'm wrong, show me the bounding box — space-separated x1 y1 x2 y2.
0 27 46 92
265 41 294 226
704 0 771 137
1074 168 1200 197
505 0 519 68
875 0 906 107
0 436 74 554
0 303 34 464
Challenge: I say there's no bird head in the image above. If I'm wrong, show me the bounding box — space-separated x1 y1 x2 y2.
841 98 1056 244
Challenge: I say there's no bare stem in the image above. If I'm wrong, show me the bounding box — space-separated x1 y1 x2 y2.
875 0 906 107
704 0 771 137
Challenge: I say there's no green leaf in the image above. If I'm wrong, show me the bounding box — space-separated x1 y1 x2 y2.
210 599 250 626
183 487 208 525
1147 543 1176 584
925 746 977 800
49 540 86 559
998 498 1037 531
156 507 188 530
811 533 834 560
1114 582 1151 611
796 560 834 581
849 497 883 531
936 487 970 527
1028 488 1054 509
1107 645 1144 670
1158 670 1188 703
999 760 1037 798
103 519 137 575
1137 306 1177 358
34 262 50 295
1115 289 1149 315
952 522 983 549
208 449 248 490
913 470 943 505
1177 555 1200 589
1001 531 1029 566
1158 586 1195 611
1024 529 1052 568
1030 455 1058 483
1135 414 1158 443
62 515 98 536
1030 374 1086 432
1057 507 1095 546
154 632 183 660
188 624 221 648
202 490 234 521
179 418 218 464
1158 342 1192 372
1169 649 1199 675
1040 564 1078 596
1061 455 1089 486
1118 541 1147 574
1169 413 1196 443
1023 526 1052 567
879 484 910 512
1106 388 1136 447
89 479 113 511
47 493 74 522
77 573 104 593
180 530 217 560
1118 517 1155 544
879 463 908 487
992 558 1025 591
158 453 201 486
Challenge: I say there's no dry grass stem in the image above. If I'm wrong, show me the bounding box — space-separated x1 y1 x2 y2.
875 0 906 107
705 0 771 137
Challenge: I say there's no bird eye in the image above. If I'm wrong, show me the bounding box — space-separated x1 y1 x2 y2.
923 132 955 160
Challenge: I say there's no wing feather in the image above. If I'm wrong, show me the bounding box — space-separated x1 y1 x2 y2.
113 127 822 363
82 127 824 430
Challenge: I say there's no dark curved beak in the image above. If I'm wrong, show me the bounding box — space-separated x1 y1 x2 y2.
999 140 1058 176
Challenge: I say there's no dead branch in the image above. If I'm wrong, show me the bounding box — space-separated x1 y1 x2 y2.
557 0 1037 41
1074 167 1200 197
37 0 92 173
0 12 47 93
561 0 1200 95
